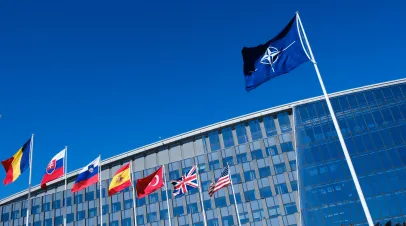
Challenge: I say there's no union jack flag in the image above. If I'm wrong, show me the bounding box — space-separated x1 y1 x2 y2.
171 165 198 197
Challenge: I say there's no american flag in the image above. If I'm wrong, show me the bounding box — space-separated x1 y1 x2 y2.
171 165 198 197
208 166 231 197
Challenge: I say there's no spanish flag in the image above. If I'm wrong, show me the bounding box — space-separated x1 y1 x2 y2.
108 163 131 196
1 138 32 185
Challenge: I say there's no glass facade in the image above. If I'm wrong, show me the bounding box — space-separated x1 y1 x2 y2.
296 82 406 225
0 79 405 226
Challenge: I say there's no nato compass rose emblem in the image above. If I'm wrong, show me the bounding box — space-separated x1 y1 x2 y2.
260 41 296 72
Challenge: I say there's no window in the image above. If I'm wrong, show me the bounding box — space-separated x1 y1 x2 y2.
274 163 287 174
112 202 121 213
2 206 9 221
147 212 157 223
278 112 292 132
268 205 281 218
290 181 298 191
160 209 168 220
236 124 248 144
149 193 159 204
244 190 256 201
243 182 257 201
259 166 271 178
221 148 235 166
122 218 132 226
249 119 263 141
203 200 212 210
289 160 297 171
244 170 256 181
258 178 273 198
173 206 184 217
222 216 234 226
11 210 19 219
222 127 235 148
188 203 198 214
209 131 221 151
173 198 184 217
265 138 278 156
284 202 298 215
55 216 63 225
275 183 289 194
77 210 85 221
137 215 144 225
136 197 146 206
259 186 273 198
251 148 264 160
279 133 294 153
215 196 227 208
208 219 219 226
89 207 97 218
53 200 61 209
263 116 277 136
103 205 109 215
236 145 249 164
169 162 180 180
208 152 220 170
122 200 132 210
86 191 95 201
74 193 83 204
251 200 265 222
229 193 242 204
66 213 74 223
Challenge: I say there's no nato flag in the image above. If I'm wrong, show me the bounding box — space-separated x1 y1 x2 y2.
241 14 310 91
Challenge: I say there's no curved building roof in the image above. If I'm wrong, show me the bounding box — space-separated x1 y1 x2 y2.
1 77 405 205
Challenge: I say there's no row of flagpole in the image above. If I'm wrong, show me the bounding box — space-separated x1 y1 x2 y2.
20 142 241 226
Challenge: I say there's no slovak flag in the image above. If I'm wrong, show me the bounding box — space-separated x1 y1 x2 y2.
41 148 66 189
72 157 100 193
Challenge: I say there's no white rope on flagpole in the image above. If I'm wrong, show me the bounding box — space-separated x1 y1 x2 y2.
25 134 34 226
64 146 68 226
295 11 374 226
129 160 138 226
163 165 172 226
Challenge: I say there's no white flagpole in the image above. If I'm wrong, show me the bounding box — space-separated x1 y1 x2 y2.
25 134 34 226
195 165 207 226
296 12 374 226
228 164 241 226
129 160 138 226
291 107 302 226
64 146 68 226
99 155 103 226
162 165 172 226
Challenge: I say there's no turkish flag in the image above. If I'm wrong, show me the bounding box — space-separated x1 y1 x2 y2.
136 166 164 199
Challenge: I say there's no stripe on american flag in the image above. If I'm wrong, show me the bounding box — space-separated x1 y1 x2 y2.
208 165 231 197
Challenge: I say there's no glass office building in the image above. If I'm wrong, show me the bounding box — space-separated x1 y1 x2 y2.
0 78 405 226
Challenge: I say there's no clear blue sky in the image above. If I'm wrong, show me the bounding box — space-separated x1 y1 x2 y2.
0 0 405 199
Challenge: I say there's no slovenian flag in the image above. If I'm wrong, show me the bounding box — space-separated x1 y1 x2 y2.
72 157 100 192
41 149 66 189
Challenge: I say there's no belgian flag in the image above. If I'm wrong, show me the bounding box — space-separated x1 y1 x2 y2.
1 138 32 185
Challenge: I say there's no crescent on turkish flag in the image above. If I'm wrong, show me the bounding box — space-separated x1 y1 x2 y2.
136 166 164 199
